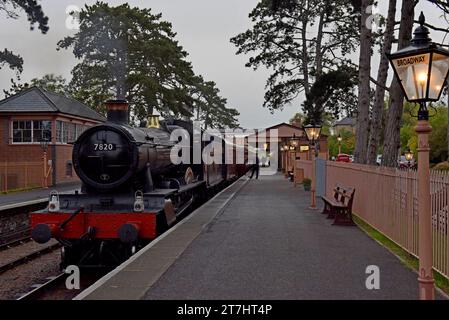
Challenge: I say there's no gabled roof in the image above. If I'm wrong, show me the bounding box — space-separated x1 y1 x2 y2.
265 122 304 131
334 117 355 126
0 86 106 122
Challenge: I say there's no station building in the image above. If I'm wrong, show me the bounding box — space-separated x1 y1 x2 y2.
248 122 328 171
0 87 105 190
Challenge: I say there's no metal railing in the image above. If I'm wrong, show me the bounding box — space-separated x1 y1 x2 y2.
0 161 43 193
297 160 449 280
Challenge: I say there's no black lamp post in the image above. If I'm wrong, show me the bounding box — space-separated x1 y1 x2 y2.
337 134 343 155
303 123 322 209
290 133 300 151
387 12 449 121
387 12 449 300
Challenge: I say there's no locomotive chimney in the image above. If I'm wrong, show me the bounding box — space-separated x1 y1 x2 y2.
106 100 129 124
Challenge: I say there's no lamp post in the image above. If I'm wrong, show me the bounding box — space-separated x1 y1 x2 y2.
405 148 414 169
337 134 343 155
387 12 449 300
304 124 322 209
40 137 49 189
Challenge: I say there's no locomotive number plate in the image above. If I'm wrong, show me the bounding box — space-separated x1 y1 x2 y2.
93 143 116 151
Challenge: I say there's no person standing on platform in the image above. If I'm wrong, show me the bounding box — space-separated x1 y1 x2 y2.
250 153 260 179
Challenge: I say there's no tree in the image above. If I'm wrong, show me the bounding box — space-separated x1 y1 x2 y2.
231 0 360 115
190 76 239 129
366 0 397 165
353 0 373 164
328 128 355 158
3 74 68 97
0 0 49 74
382 0 415 167
58 2 198 120
302 65 358 124
400 102 448 164
289 112 305 127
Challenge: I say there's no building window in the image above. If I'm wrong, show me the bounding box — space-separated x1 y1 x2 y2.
33 121 52 142
66 161 73 177
56 121 77 143
75 124 86 139
12 120 51 143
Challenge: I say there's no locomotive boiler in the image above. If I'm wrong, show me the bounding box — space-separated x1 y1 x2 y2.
30 100 245 267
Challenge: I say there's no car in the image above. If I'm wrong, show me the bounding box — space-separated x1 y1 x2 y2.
398 155 415 169
336 153 351 162
376 154 382 166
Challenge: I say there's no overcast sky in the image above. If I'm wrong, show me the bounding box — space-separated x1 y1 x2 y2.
0 0 447 129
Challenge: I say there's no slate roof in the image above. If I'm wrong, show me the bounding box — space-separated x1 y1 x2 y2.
334 117 355 126
0 86 106 122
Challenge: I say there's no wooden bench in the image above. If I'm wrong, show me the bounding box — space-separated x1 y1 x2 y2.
321 184 356 226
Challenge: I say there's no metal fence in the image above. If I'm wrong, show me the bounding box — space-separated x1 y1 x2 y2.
297 160 449 280
0 161 43 193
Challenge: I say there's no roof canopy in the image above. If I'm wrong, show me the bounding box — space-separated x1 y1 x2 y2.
0 86 105 122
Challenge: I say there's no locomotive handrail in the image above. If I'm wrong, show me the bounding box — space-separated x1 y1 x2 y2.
59 207 84 231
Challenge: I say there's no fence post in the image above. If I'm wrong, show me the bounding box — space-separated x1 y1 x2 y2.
406 170 414 252
4 161 7 193
24 163 28 189
447 181 449 278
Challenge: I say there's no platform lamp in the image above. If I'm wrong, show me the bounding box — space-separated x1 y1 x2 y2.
405 148 414 168
337 134 343 155
40 136 49 189
387 12 449 300
304 123 322 209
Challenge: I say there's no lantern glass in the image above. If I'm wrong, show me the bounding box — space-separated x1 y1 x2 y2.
391 51 449 102
304 125 322 142
337 134 342 142
405 150 414 161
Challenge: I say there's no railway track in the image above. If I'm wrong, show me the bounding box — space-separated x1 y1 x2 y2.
17 269 109 300
0 200 47 247
16 273 67 300
0 242 61 274
0 231 31 251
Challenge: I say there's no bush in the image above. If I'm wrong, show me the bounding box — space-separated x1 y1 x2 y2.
433 161 449 171
302 178 311 191
302 178 312 186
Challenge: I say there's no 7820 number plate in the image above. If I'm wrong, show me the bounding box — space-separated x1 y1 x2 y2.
93 143 116 151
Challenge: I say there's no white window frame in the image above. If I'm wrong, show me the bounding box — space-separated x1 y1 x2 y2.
10 120 52 145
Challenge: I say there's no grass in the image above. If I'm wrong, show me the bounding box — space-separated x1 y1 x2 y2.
0 185 41 195
353 214 449 296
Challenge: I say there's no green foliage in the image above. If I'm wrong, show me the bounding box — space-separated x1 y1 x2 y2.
3 74 68 97
302 65 358 124
289 112 305 126
231 0 359 112
400 102 448 164
190 76 239 129
302 177 311 186
328 129 355 158
0 0 48 74
433 162 449 171
58 1 238 128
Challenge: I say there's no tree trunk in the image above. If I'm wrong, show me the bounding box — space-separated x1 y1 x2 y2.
354 0 373 164
301 3 310 97
366 0 396 165
315 10 325 79
382 0 415 167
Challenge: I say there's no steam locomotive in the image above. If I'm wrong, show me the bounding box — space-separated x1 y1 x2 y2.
30 100 248 267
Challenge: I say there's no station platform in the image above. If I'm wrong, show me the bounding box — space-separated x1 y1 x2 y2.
0 182 81 210
76 172 445 300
